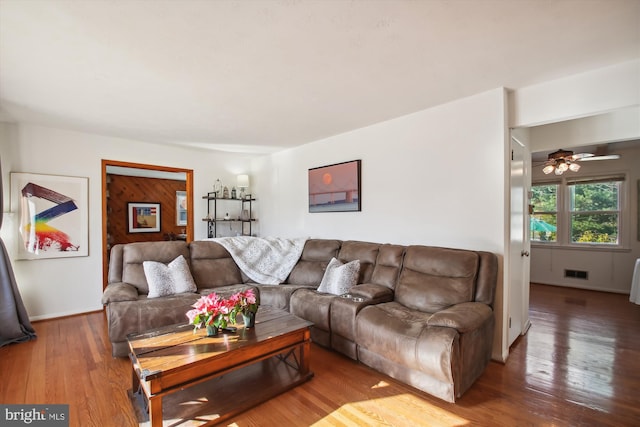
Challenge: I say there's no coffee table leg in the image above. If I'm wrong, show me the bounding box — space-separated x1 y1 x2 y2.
131 366 139 393
300 330 311 375
148 395 162 427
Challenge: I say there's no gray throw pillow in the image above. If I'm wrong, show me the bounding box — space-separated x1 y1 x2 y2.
143 255 197 298
317 257 360 295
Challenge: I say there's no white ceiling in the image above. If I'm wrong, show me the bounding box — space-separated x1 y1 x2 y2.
1 0 639 154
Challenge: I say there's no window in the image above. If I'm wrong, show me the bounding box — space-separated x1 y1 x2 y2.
531 184 558 242
532 176 624 246
568 178 621 244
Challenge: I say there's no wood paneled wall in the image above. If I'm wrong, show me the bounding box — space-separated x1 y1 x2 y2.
106 174 186 247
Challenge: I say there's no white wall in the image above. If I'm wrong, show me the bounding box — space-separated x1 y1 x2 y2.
510 60 640 127
254 89 507 249
529 107 640 153
530 144 640 293
0 122 252 319
252 88 510 360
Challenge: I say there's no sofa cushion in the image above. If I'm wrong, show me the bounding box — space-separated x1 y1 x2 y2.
290 288 333 331
317 257 360 295
337 241 379 284
143 255 197 298
427 301 493 333
349 283 394 301
370 244 405 289
188 241 243 288
286 239 341 285
255 284 314 311
121 241 190 294
198 283 260 301
395 246 479 312
101 282 139 304
105 293 199 345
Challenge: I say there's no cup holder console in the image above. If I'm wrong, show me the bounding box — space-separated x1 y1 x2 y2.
340 293 364 303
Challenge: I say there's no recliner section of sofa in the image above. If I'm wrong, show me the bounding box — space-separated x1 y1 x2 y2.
354 245 497 402
101 238 498 403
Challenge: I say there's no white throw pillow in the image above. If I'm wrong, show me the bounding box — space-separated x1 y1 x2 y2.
317 257 360 295
144 255 197 298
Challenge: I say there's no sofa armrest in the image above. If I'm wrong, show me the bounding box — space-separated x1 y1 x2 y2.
427 302 492 333
101 282 139 305
349 283 393 302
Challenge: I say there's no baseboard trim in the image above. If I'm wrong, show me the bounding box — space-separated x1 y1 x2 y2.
30 307 104 322
532 281 628 295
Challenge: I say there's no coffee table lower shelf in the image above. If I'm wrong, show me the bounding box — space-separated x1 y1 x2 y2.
129 356 314 427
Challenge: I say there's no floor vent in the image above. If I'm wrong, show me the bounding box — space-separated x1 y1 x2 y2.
565 269 588 280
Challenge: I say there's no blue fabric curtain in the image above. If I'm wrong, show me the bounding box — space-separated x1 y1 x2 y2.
0 159 36 346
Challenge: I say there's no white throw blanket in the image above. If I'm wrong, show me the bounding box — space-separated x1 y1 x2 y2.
208 236 307 285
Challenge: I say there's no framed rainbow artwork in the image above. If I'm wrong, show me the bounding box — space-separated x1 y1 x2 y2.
11 172 89 260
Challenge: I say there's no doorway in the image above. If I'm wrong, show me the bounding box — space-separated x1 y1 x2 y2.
101 159 194 289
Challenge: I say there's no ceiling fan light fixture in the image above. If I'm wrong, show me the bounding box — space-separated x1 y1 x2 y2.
557 161 569 172
540 146 620 175
542 164 555 174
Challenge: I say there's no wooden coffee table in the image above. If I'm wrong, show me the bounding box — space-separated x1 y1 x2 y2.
127 307 313 426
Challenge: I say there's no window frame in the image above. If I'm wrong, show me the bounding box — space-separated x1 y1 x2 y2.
531 174 627 249
530 182 559 244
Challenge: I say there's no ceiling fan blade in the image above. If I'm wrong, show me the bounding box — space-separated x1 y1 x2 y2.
578 154 620 162
569 152 594 161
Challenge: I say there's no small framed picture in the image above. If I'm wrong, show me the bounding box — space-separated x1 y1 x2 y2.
128 202 161 233
176 191 187 226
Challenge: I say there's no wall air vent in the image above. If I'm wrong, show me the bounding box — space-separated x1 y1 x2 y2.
565 269 588 280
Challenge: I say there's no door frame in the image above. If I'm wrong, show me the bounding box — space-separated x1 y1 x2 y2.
101 159 194 289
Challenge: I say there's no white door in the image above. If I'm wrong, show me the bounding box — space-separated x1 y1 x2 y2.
508 136 529 346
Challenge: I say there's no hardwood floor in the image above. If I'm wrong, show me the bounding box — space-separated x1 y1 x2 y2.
1 283 639 426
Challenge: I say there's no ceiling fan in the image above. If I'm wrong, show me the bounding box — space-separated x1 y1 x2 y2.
541 147 620 175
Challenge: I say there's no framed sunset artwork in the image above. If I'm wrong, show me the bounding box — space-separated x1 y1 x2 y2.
309 160 361 213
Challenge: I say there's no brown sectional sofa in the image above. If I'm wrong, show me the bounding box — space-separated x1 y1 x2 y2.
102 238 497 403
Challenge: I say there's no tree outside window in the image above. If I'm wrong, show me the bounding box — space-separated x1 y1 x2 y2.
569 180 620 244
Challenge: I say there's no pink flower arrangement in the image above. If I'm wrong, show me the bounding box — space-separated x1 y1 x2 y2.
234 289 258 315
186 289 258 332
186 292 236 331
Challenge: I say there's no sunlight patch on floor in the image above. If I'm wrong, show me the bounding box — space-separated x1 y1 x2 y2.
371 380 390 389
311 393 469 427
